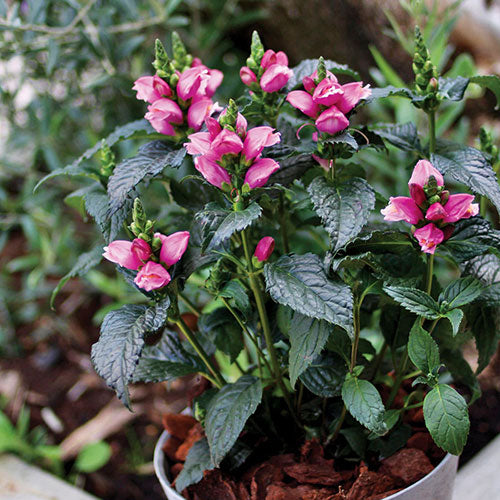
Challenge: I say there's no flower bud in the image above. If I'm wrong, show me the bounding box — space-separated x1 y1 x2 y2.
153 39 170 78
99 140 115 178
427 194 441 205
254 236 275 262
250 31 265 66
317 56 327 82
172 31 188 66
440 190 450 204
152 236 162 252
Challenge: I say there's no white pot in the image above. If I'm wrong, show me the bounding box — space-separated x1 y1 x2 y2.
154 430 458 500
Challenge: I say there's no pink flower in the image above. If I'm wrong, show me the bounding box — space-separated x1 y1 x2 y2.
134 261 171 291
414 223 444 254
177 66 210 101
302 70 337 92
210 129 244 159
240 66 258 86
254 236 275 262
244 158 280 188
155 231 190 267
145 99 183 135
235 113 248 136
442 194 479 223
312 154 331 171
260 64 293 92
242 126 280 160
315 106 349 134
312 78 344 107
206 116 222 138
206 69 223 97
103 240 142 270
131 238 152 262
381 196 424 225
187 98 213 131
425 202 447 221
261 50 288 69
133 76 172 104
408 160 444 205
195 155 231 189
336 82 371 114
184 131 211 156
286 90 320 118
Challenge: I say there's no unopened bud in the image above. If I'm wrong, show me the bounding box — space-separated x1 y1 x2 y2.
152 236 162 252
153 39 170 78
440 190 450 204
428 194 441 205
250 31 265 66
171 31 188 65
317 56 327 82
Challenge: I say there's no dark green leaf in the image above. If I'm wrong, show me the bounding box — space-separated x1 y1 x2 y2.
322 132 358 151
205 375 262 466
300 353 347 397
383 285 440 319
431 141 500 213
442 350 481 404
288 313 331 387
463 254 500 285
269 153 316 186
175 438 213 492
170 178 222 211
438 76 470 101
368 423 411 458
380 305 416 349
470 75 500 110
408 322 440 375
423 384 470 455
219 281 251 319
50 246 102 308
287 59 360 90
439 277 483 309
444 309 464 336
264 254 353 336
91 299 169 407
369 123 422 152
342 373 387 435
308 177 375 252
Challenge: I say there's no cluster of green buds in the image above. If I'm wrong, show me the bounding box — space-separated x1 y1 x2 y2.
316 56 327 82
424 175 449 206
129 198 159 249
479 127 499 168
245 31 265 76
153 32 193 89
99 141 115 179
412 26 440 111
219 99 239 132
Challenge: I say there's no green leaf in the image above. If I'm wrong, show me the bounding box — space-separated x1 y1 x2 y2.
423 384 470 455
50 246 102 309
219 281 250 319
195 202 262 251
132 329 205 383
308 177 375 252
470 75 500 109
108 141 186 214
383 285 440 319
380 305 416 349
287 59 360 90
264 254 353 336
439 277 483 309
408 322 440 375
322 132 358 151
288 313 331 388
369 123 422 152
444 309 464 336
431 141 500 214
463 254 500 284
34 120 158 191
205 375 262 466
300 353 346 397
170 178 221 211
75 441 112 473
442 350 481 404
442 217 500 263
175 438 213 492
268 153 315 186
91 300 169 407
342 374 387 436
437 76 470 101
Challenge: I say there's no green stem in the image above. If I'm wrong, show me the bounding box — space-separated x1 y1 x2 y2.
428 110 436 154
480 196 487 218
349 300 362 374
425 254 434 295
175 317 225 388
386 349 409 408
179 292 200 317
279 192 290 254
328 405 347 445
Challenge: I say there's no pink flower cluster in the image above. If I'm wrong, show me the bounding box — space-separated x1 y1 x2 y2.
286 70 371 135
184 112 281 190
240 50 293 93
103 231 190 291
381 160 479 254
133 59 222 136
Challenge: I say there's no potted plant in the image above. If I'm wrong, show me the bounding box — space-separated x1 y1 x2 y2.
43 27 500 500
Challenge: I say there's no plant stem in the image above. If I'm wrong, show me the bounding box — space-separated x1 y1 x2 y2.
349 301 362 374
428 110 436 154
179 292 200 317
386 348 408 408
175 317 225 388
370 341 388 381
480 197 487 218
328 405 347 445
425 254 434 295
279 192 290 254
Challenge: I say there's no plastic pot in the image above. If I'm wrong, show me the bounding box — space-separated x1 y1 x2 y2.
154 430 459 500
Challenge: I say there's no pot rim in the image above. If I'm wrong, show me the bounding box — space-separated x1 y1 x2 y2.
153 429 457 500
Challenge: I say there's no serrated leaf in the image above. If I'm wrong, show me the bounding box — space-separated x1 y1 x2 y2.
444 309 464 336
300 352 346 397
342 374 387 435
108 141 186 215
170 178 221 211
470 75 500 110
264 254 353 336
442 217 500 263
322 132 358 151
384 285 440 319
205 375 262 466
50 246 102 308
219 281 251 319
175 438 213 492
287 59 360 90
463 254 500 285
288 313 331 387
91 300 169 407
408 322 440 375
442 350 481 404
439 277 483 309
269 153 315 186
308 176 375 252
423 384 469 455
437 76 470 101
380 304 416 349
195 202 262 251
431 141 500 213
132 329 205 383
369 122 422 152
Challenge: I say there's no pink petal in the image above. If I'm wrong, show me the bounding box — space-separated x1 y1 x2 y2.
210 129 244 159
312 78 344 107
240 66 257 86
409 160 444 189
103 240 142 270
414 223 444 254
134 261 171 291
315 106 349 135
156 231 190 266
425 202 447 221
177 66 210 101
244 157 280 188
187 99 213 131
260 64 293 93
195 155 231 189
243 126 280 160
381 196 424 225
254 236 275 262
286 90 320 118
443 194 478 223
336 82 371 114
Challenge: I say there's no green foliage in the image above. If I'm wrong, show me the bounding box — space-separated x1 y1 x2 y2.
175 438 213 492
75 442 112 473
408 322 440 378
300 353 347 397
